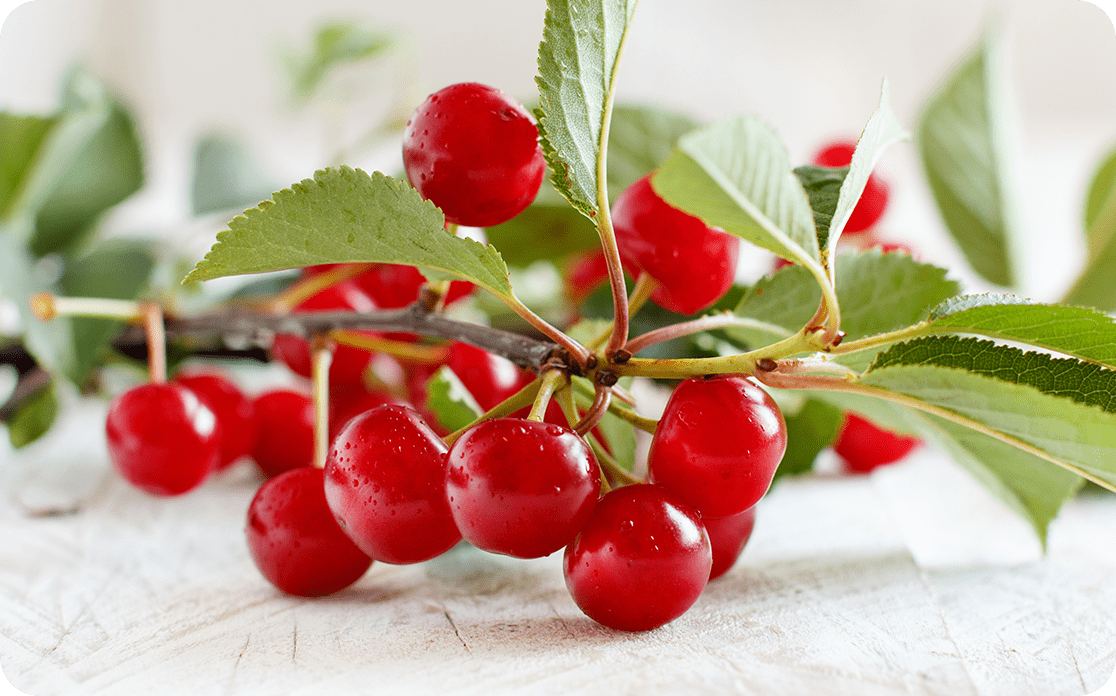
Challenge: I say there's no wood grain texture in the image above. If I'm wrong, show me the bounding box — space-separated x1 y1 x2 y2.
1 402 1114 696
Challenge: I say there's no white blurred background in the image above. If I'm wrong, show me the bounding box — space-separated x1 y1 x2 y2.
1 0 1115 299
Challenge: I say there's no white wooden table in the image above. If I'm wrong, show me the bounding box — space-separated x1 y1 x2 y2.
2 399 1115 696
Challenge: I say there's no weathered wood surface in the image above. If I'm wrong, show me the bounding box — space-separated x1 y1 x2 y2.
1 402 1114 696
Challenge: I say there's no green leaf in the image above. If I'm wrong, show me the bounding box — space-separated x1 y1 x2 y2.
427 366 483 433
860 338 1116 489
191 134 278 217
536 0 639 218
286 21 394 100
776 398 843 481
606 104 699 199
827 82 907 257
730 249 960 348
1063 146 1116 311
904 409 1082 545
653 115 820 267
58 239 156 381
794 165 846 250
0 113 56 219
921 295 1116 370
30 69 144 257
918 28 1022 287
5 380 58 449
182 167 515 302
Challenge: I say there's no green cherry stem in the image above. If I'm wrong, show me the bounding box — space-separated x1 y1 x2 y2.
624 312 792 355
527 368 567 422
311 339 334 469
142 302 167 384
609 330 813 379
503 294 592 369
444 378 543 446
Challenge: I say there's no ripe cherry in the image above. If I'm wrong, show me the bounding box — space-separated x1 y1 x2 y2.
612 173 739 315
324 405 461 564
245 466 373 596
649 375 786 517
833 413 921 474
704 506 757 581
813 140 890 234
250 389 315 478
446 341 533 412
353 263 472 311
105 383 220 496
328 386 404 441
175 371 255 471
563 484 711 632
445 418 599 559
271 280 378 386
403 82 545 227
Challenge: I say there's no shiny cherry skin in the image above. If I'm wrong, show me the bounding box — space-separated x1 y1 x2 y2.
704 506 757 581
328 386 405 441
323 405 461 564
612 173 740 315
649 375 787 518
245 466 373 596
445 418 599 559
271 281 378 386
813 140 890 234
105 383 220 496
353 263 473 310
833 413 921 474
403 82 545 227
446 341 534 412
563 484 712 632
175 371 256 471
250 389 315 478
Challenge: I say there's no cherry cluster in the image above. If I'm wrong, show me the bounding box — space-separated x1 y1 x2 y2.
100 80 919 632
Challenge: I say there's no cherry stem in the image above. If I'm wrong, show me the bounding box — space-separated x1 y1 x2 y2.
590 272 657 351
624 312 791 355
569 377 654 432
268 264 372 311
142 302 167 384
527 368 566 422
609 330 813 379
574 383 612 437
504 296 592 370
311 339 334 469
443 379 543 446
30 293 143 322
331 330 449 364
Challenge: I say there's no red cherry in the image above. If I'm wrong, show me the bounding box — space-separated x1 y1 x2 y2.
328 386 405 441
271 281 378 386
813 140 890 234
245 466 373 596
353 263 472 310
403 82 545 227
250 389 315 478
174 371 256 470
612 174 739 315
649 375 787 517
445 418 599 559
833 413 921 474
323 405 461 564
564 250 610 304
563 484 711 632
104 383 220 496
704 506 757 581
446 341 534 412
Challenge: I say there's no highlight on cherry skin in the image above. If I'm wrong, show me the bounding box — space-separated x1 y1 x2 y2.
104 382 221 497
174 370 256 471
445 417 600 559
611 172 740 315
563 483 713 632
402 82 546 227
649 374 787 518
323 405 461 565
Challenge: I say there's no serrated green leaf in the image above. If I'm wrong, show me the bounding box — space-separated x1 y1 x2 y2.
286 21 395 100
776 398 843 481
1063 146 1116 311
427 366 483 433
860 342 1116 489
183 167 515 301
191 134 278 217
30 69 144 257
918 28 1022 287
920 295 1116 370
0 113 56 220
904 409 1081 546
794 165 846 250
827 82 907 260
653 115 820 266
606 104 699 199
730 249 959 349
5 380 59 449
536 0 639 218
